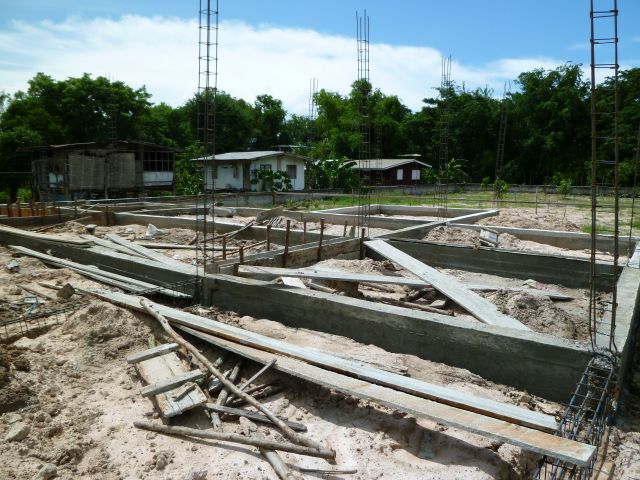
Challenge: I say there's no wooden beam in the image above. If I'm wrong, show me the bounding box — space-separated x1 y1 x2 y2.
206 404 307 432
365 240 530 330
182 327 595 467
10 245 191 298
135 351 207 417
104 233 193 272
140 369 205 398
89 290 555 433
127 343 179 364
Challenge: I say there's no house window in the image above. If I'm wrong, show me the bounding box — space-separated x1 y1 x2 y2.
259 164 272 171
411 169 421 180
232 164 239 179
396 169 404 181
286 164 297 179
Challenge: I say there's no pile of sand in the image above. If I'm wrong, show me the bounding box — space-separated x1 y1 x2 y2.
488 290 588 340
478 210 581 232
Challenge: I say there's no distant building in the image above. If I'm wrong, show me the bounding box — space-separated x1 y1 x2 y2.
28 141 179 200
354 158 431 185
194 151 309 191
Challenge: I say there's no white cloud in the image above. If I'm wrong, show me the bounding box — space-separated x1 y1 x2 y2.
0 15 568 114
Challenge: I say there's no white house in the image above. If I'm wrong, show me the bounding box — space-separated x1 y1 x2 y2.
195 151 309 191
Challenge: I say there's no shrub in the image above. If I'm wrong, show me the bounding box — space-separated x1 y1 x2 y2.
493 179 510 199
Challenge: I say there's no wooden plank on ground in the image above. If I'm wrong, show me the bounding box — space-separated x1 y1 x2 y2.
104 233 194 272
127 343 179 364
238 264 424 286
181 326 594 467
0 224 93 247
205 403 307 432
140 369 205 397
80 234 148 258
10 245 191 298
89 290 555 433
135 352 207 417
365 239 530 330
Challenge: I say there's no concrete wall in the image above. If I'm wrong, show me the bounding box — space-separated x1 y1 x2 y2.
381 239 620 290
203 274 592 402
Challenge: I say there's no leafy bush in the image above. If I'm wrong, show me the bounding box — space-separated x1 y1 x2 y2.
421 168 438 184
16 187 32 202
493 179 510 199
251 169 292 192
557 178 572 198
480 176 491 191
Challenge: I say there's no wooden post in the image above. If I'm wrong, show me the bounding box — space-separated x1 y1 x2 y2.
6 203 12 217
239 246 244 264
360 227 366 260
17 201 22 217
317 218 325 261
30 201 35 217
343 220 348 236
282 220 291 268
222 236 227 260
303 220 307 244
266 224 272 250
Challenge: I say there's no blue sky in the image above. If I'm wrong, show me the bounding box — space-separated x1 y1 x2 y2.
1 1 639 113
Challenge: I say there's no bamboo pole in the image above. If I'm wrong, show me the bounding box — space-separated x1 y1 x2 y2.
139 299 328 452
211 359 242 429
240 417 299 480
133 421 334 460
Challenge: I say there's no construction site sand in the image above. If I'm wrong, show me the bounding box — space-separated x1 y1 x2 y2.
477 208 590 232
423 226 624 263
1 247 639 477
0 250 545 479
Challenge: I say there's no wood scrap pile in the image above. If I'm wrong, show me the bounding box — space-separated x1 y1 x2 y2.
126 298 343 479
86 289 596 472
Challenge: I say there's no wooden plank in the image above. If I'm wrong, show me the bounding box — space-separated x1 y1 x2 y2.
80 234 148 258
206 404 307 432
182 327 595 467
90 290 556 432
104 233 193 272
135 352 207 417
365 239 530 330
126 343 179 364
140 369 205 397
238 264 424 286
0 224 92 247
10 245 191 298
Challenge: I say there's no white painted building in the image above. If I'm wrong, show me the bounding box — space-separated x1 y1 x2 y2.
195 151 309 191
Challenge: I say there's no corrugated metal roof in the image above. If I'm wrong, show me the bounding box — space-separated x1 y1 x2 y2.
23 140 181 152
193 151 313 162
354 159 431 170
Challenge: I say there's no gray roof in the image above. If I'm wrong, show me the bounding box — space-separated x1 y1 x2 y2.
193 151 312 162
354 159 431 170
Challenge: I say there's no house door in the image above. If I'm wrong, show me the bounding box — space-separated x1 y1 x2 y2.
242 161 251 190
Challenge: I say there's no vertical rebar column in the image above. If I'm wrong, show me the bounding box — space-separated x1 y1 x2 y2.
196 0 219 285
356 10 371 235
494 82 509 193
436 55 452 220
589 0 619 353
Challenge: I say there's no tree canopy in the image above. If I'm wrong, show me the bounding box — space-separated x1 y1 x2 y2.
1 65 639 194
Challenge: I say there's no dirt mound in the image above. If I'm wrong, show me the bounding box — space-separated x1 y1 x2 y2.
423 226 480 247
479 210 581 232
489 290 588 340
